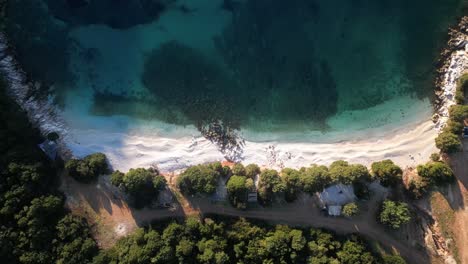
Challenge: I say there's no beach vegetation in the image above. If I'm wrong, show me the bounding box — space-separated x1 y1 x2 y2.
435 132 462 153
110 170 125 187
455 73 468 104
231 163 246 176
342 202 359 217
177 163 222 195
300 164 332 195
281 168 303 202
417 161 455 186
329 160 371 185
226 175 250 209
65 153 109 183
371 160 403 187
245 163 261 179
112 168 167 208
430 153 441 162
407 178 430 199
257 169 285 206
379 200 411 229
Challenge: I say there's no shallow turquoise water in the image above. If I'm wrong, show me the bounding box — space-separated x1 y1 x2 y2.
4 0 467 135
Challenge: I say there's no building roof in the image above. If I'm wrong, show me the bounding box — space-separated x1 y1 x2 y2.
319 184 356 206
328 205 342 216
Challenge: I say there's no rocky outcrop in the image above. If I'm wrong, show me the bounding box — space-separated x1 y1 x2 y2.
433 16 468 131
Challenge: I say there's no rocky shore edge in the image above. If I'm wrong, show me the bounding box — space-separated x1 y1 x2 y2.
433 16 468 130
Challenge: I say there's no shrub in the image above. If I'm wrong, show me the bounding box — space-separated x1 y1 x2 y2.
371 160 403 187
407 178 430 199
110 170 124 187
116 168 166 208
65 153 108 183
435 132 461 154
46 132 59 141
342 203 359 217
281 168 302 202
430 153 440 162
232 163 246 176
417 161 455 186
455 73 468 104
245 164 260 179
177 163 221 195
329 161 371 185
257 169 285 206
300 164 331 194
226 176 249 209
379 200 411 229
382 254 407 264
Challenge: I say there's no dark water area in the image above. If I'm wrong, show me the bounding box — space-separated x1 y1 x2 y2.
3 0 467 132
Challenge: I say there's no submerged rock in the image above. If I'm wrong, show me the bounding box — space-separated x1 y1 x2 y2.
44 0 175 29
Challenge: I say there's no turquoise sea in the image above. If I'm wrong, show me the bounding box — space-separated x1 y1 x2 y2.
4 0 467 140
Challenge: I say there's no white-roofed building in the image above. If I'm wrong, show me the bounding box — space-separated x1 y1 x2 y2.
319 184 356 216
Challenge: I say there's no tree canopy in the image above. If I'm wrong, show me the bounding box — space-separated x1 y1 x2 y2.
0 78 97 263
177 163 222 195
417 161 455 186
257 169 285 205
371 160 403 187
111 168 167 208
329 160 371 185
94 217 382 264
379 200 411 229
226 176 250 209
65 153 109 183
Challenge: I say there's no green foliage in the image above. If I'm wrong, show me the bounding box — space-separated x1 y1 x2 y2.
95 217 379 264
114 168 167 208
417 161 455 186
430 153 441 162
226 176 249 209
379 200 411 229
231 163 246 176
46 132 59 141
281 168 303 202
244 164 260 179
455 73 468 104
54 215 98 264
0 78 97 263
329 160 371 185
110 170 124 187
337 240 375 264
435 102 468 153
371 160 403 187
300 164 331 195
435 131 462 154
177 163 221 195
382 254 407 264
407 178 430 199
258 169 285 205
342 203 359 217
65 153 109 183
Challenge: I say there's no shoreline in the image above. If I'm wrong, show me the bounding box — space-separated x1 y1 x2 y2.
0 18 467 172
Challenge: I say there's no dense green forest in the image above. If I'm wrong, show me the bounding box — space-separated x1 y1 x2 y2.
0 77 98 263
95 216 388 264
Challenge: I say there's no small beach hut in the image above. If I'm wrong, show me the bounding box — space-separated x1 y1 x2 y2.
319 184 356 216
